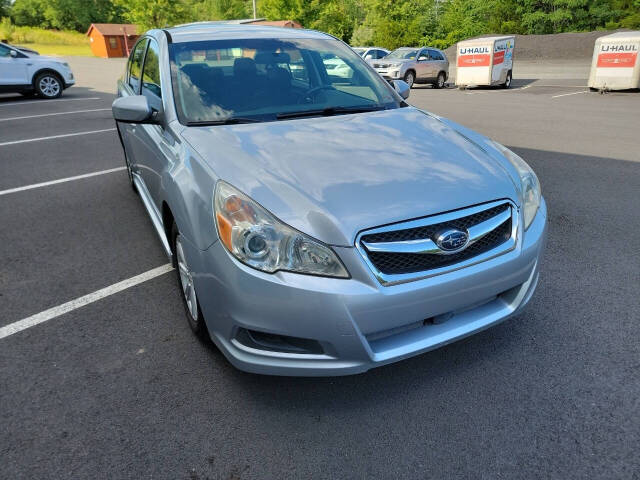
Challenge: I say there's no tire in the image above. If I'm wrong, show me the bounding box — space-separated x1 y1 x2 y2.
434 72 446 89
172 223 208 339
403 70 415 88
124 153 137 193
34 72 63 98
115 124 137 193
502 71 512 89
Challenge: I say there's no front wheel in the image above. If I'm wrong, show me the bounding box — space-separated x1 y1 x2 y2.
35 72 63 98
172 223 208 338
434 72 446 89
403 71 415 88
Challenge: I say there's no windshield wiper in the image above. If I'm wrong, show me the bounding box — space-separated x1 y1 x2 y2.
276 105 384 120
186 117 263 126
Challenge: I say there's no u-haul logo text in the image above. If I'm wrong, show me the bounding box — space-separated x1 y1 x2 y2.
459 47 489 55
600 44 637 52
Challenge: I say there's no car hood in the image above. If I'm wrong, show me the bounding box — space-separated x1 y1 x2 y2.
181 107 518 246
377 58 411 65
29 54 63 62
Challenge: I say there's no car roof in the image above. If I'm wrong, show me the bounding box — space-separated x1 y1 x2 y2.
161 23 333 43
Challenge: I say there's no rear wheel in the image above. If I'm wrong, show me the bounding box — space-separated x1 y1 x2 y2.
502 71 512 89
403 70 415 88
34 72 63 98
172 223 208 338
434 72 446 89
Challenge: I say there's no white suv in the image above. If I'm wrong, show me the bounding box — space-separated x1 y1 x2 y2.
0 42 75 98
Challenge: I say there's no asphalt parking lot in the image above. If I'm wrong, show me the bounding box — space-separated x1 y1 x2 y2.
1 64 639 479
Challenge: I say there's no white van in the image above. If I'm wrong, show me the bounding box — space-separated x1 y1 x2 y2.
455 36 515 89
588 31 640 91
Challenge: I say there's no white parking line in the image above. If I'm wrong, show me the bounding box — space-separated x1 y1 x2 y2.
0 128 116 147
0 108 111 122
0 167 126 196
0 264 174 340
551 90 589 99
0 97 101 107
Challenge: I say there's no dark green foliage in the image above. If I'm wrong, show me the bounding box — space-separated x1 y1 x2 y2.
4 0 640 46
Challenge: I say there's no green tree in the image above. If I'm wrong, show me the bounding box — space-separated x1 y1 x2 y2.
0 0 11 18
115 0 189 30
188 0 251 21
11 0 49 28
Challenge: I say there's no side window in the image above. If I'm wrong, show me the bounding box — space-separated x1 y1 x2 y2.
376 50 387 59
141 40 162 108
0 44 12 57
430 50 444 61
418 49 429 61
128 39 148 93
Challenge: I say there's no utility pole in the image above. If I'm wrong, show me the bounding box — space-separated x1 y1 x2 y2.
252 0 257 19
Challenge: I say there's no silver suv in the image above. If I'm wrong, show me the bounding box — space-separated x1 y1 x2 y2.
373 47 449 88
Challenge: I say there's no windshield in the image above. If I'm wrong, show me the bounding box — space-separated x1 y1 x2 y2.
386 48 419 60
169 38 400 124
352 48 365 56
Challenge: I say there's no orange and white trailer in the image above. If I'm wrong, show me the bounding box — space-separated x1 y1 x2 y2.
588 31 640 91
455 36 515 89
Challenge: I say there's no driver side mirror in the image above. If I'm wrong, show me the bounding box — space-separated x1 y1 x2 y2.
10 49 18 58
392 80 410 100
418 55 428 62
364 53 374 60
112 95 161 124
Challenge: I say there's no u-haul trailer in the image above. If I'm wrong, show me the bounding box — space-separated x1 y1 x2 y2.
588 31 640 91
455 36 515 89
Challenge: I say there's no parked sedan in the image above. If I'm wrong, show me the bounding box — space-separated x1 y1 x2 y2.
113 24 546 376
372 46 449 88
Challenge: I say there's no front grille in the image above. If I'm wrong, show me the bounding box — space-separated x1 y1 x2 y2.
362 204 508 243
358 201 515 282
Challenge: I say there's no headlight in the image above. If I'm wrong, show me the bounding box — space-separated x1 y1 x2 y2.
491 142 541 230
214 181 349 278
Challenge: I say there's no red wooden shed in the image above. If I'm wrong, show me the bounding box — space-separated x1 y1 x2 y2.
86 23 139 58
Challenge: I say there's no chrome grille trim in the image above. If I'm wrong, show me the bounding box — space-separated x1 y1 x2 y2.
355 200 519 286
361 207 511 256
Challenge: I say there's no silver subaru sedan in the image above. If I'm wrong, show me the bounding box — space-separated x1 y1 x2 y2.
112 23 547 376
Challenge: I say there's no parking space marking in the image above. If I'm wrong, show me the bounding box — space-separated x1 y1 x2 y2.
0 264 174 340
0 108 111 122
0 97 101 107
0 167 126 196
0 128 116 147
551 90 589 98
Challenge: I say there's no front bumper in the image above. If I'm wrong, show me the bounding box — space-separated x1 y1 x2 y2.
61 69 75 88
189 199 547 376
374 69 402 81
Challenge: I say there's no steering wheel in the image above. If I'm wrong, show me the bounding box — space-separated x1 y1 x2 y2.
297 85 336 104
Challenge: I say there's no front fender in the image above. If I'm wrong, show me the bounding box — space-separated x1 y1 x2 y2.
161 139 219 251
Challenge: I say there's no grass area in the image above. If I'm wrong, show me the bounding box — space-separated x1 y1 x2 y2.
21 43 92 56
2 25 92 56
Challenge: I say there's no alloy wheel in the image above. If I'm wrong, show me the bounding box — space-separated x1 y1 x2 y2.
404 72 415 88
39 76 61 97
176 235 198 320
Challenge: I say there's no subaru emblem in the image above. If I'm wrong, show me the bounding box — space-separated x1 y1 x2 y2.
435 228 469 253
